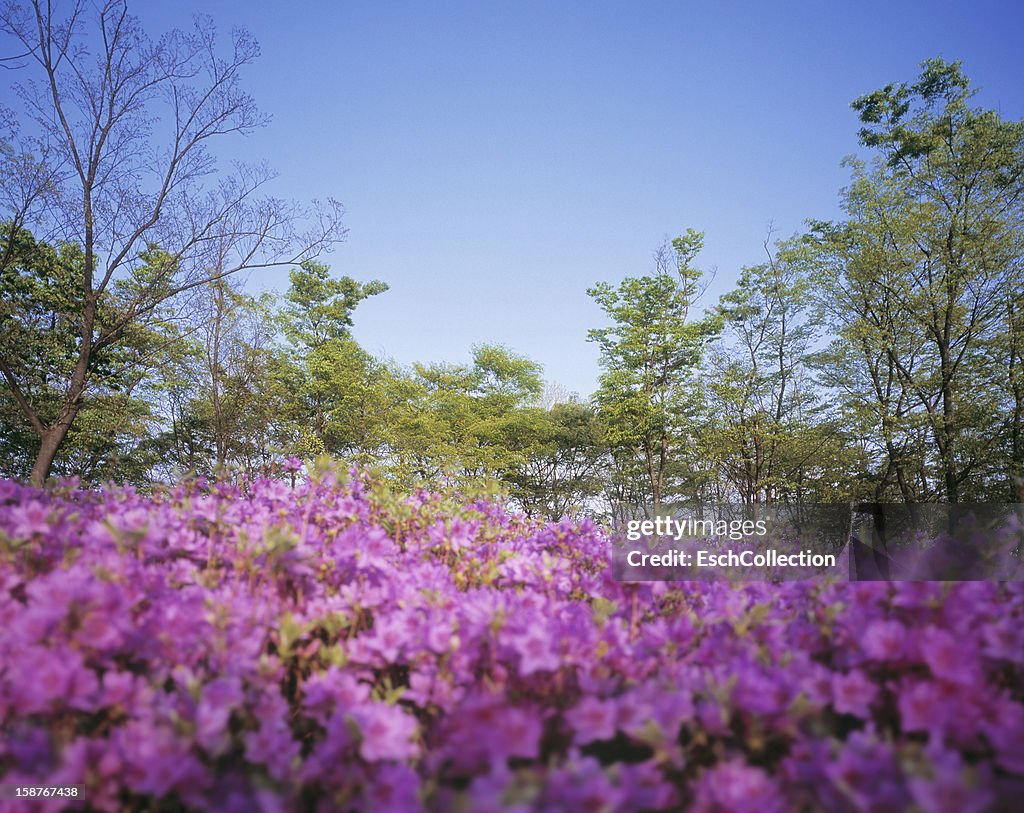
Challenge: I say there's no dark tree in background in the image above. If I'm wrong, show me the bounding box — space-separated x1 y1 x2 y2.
0 0 344 486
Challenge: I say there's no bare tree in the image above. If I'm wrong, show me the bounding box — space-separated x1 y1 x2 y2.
534 380 575 411
0 0 345 486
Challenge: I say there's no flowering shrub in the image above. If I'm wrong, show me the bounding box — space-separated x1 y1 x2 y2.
1 471 1023 811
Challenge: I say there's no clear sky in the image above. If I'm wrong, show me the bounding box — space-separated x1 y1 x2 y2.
77 2 1024 396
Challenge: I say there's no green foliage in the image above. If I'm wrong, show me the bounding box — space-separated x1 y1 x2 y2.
504 401 608 519
703 238 859 503
0 226 83 419
0 226 180 483
812 58 1024 501
283 260 388 351
391 345 544 487
4 57 1021 509
144 279 289 478
588 234 719 507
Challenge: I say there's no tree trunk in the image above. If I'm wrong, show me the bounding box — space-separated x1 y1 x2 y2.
939 369 959 503
28 302 91 488
29 420 73 488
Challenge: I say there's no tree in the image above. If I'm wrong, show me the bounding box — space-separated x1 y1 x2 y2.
505 401 607 520
705 235 851 503
588 232 718 509
280 259 388 461
812 59 1024 501
0 0 345 486
181 279 296 475
282 260 388 353
0 228 181 482
402 345 544 487
809 187 935 501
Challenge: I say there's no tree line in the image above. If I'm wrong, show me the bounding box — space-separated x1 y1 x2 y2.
590 57 1024 509
1 1 1021 511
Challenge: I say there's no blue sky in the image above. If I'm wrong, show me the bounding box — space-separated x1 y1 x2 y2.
131 2 1024 396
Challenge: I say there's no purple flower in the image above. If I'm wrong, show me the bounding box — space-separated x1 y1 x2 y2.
7 500 51 538
981 618 1024 665
920 626 979 685
861 619 908 662
824 730 912 811
908 746 994 813
734 665 791 716
363 611 414 662
8 646 78 714
5 724 54 774
76 607 125 652
567 696 618 743
361 763 423 813
115 720 209 799
980 697 1024 774
197 676 244 753
302 667 370 718
506 625 562 675
541 755 627 813
101 670 139 708
3 474 1024 810
496 706 544 759
352 703 419 762
898 679 953 734
831 669 877 718
244 716 300 782
692 759 787 813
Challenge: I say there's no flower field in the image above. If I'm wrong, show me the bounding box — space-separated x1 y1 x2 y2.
1 472 1023 812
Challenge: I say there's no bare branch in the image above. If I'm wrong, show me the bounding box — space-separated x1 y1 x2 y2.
0 355 44 435
1 0 346 484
